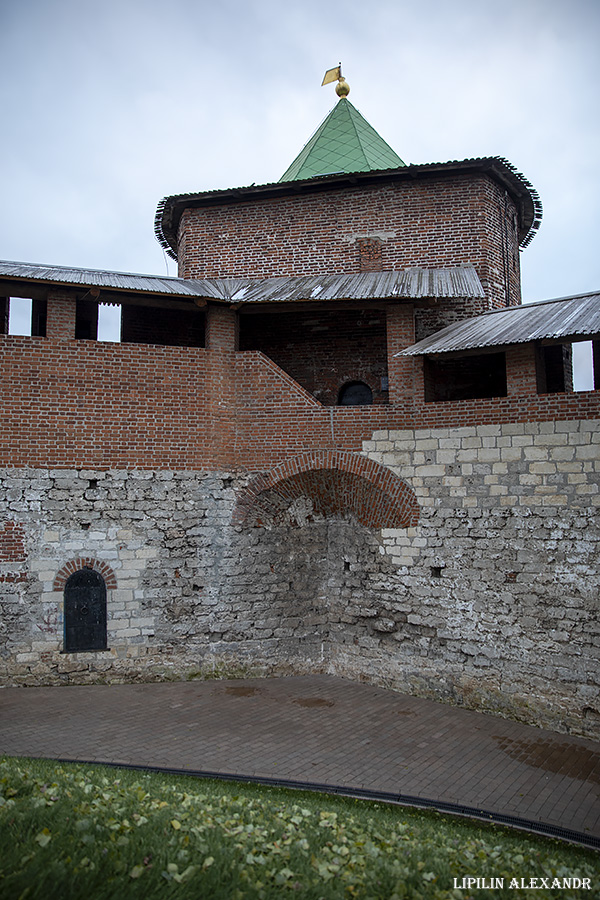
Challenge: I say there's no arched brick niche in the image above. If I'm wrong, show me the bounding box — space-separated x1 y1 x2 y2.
232 450 419 529
53 557 117 591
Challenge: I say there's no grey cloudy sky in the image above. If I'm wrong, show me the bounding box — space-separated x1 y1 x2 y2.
1 0 599 377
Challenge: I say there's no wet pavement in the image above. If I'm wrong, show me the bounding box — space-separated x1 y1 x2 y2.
0 675 598 845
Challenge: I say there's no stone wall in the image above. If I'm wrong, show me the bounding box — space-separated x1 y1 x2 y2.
0 418 598 739
0 469 337 685
346 419 600 739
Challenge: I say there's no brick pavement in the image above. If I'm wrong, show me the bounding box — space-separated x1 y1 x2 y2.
0 675 598 843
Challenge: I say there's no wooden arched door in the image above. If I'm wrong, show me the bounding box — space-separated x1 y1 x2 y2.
64 568 107 652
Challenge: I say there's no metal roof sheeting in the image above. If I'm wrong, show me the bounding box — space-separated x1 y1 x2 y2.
205 267 485 304
0 261 484 305
399 292 600 356
0 260 209 298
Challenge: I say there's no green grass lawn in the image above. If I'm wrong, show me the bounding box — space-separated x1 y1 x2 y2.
0 757 597 899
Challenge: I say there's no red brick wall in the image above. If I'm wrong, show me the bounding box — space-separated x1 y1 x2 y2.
46 293 76 340
357 238 383 271
233 349 600 468
206 305 238 352
0 521 26 562
1 333 598 471
0 520 27 583
239 309 388 405
205 306 239 467
386 304 416 405
0 336 221 469
178 174 521 310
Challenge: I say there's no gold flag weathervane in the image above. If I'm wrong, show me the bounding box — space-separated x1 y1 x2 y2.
322 63 350 97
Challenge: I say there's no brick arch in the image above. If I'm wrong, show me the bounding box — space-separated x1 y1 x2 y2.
232 450 419 529
53 557 117 591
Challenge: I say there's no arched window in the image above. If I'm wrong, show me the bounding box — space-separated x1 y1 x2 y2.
337 381 373 406
64 568 107 652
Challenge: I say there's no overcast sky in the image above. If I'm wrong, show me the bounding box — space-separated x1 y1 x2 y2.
1 0 598 380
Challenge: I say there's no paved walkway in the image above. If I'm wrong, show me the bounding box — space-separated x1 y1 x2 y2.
1 675 599 845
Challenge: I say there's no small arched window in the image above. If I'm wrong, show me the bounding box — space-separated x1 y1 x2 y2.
64 568 107 652
337 381 373 406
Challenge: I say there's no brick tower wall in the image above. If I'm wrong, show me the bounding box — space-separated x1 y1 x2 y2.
178 174 522 312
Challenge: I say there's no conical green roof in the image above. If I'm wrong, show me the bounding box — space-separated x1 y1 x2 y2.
279 97 405 183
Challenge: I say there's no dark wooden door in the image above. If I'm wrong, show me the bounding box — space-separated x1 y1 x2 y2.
64 569 107 652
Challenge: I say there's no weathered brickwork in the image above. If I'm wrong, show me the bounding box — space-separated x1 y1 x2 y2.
178 175 522 310
0 521 26 562
0 520 27 584
239 308 389 405
2 330 599 472
232 450 420 529
2 113 593 753
357 237 383 271
1 419 598 738
0 337 221 469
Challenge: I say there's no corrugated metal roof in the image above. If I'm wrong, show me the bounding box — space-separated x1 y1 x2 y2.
208 267 485 304
0 260 208 298
0 260 484 305
399 292 600 356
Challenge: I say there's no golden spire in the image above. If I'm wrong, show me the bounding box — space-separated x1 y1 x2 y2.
322 63 350 97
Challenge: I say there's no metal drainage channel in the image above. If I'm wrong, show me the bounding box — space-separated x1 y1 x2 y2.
51 758 599 852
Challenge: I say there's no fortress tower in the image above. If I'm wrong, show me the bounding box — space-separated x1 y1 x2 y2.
0 76 598 739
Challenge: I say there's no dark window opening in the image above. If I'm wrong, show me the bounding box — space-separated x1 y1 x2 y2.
0 297 8 334
63 568 107 652
121 305 205 347
536 344 573 393
31 299 47 337
337 381 373 406
424 353 507 402
75 299 99 340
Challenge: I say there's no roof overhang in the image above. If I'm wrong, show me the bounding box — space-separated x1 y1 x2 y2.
0 262 485 309
198 267 485 307
0 261 219 311
398 292 600 357
155 157 543 262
